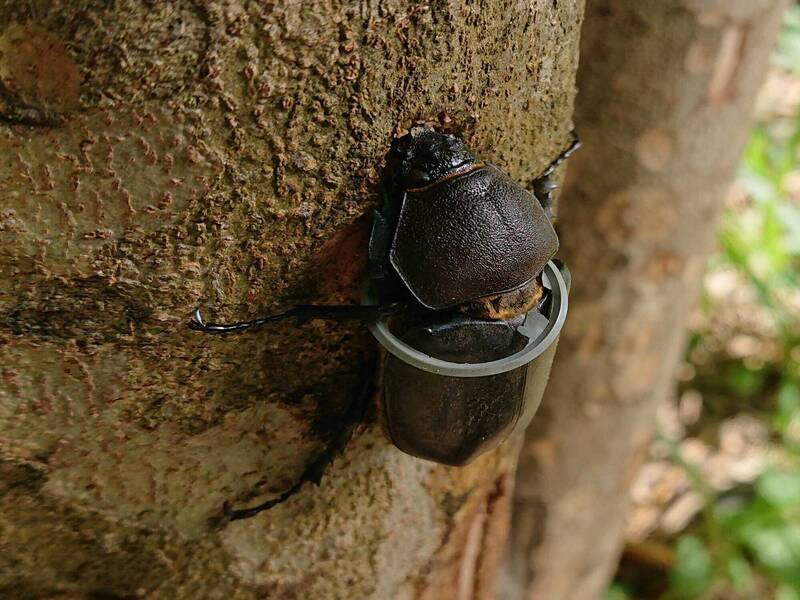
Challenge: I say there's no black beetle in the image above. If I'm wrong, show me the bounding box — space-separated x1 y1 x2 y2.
191 126 579 519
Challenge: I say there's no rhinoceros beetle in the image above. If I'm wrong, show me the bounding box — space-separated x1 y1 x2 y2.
191 126 579 519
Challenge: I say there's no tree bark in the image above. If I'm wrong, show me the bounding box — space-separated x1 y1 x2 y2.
504 1 789 599
0 1 583 598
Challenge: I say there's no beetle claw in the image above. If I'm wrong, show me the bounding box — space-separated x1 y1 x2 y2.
188 307 274 334
189 307 207 330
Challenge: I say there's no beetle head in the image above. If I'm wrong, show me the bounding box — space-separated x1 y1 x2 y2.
391 127 475 188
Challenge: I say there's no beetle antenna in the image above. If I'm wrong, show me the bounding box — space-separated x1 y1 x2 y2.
532 131 582 215
190 303 405 333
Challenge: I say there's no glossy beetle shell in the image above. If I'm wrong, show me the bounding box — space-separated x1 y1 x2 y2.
390 164 559 310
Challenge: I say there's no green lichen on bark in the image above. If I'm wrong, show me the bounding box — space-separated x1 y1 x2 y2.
0 1 583 597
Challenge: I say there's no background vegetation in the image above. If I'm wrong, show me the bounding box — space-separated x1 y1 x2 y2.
610 6 800 599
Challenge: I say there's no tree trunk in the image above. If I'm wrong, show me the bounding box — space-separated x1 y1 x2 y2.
0 1 583 598
504 1 789 599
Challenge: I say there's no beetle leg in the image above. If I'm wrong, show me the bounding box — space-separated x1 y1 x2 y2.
532 131 581 215
189 303 405 333
369 177 405 276
552 259 572 292
222 356 377 521
537 130 581 180
368 208 392 278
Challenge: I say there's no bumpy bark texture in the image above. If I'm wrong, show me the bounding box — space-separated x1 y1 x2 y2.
0 1 583 598
504 1 789 599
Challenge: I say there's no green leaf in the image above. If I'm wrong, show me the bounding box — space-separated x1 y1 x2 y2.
604 582 631 600
776 382 800 451
777 382 800 416
726 364 766 396
777 584 800 600
738 521 800 583
758 470 800 508
726 554 754 595
670 536 714 598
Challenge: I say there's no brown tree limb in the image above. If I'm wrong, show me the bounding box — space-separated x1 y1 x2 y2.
504 2 789 599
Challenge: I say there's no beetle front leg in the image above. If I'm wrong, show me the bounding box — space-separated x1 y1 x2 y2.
222 356 377 521
532 131 581 216
189 303 405 333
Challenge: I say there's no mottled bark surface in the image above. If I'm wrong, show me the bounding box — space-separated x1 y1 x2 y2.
0 1 583 598
504 1 789 599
